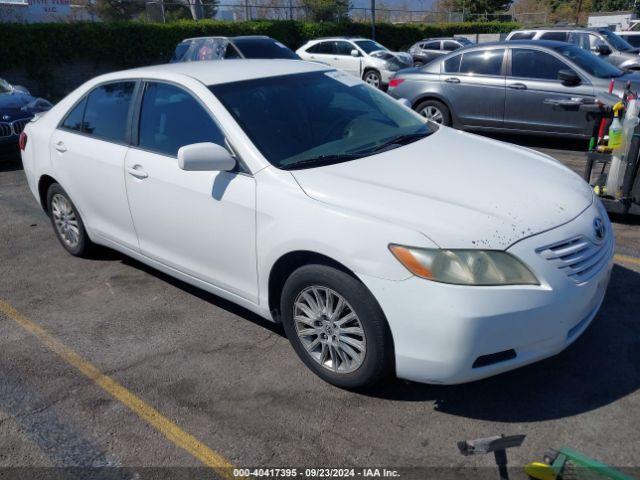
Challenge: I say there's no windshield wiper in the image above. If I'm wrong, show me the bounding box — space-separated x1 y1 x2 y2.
281 153 367 170
355 132 430 155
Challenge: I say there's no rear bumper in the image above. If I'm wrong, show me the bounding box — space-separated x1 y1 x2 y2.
359 200 614 384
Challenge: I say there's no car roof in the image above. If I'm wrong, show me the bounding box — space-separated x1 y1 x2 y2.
477 39 574 48
419 37 464 41
511 26 606 32
104 59 330 85
181 35 271 43
309 37 369 42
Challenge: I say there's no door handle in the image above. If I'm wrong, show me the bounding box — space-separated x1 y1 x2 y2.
126 165 148 179
54 141 67 153
444 77 460 84
507 83 527 90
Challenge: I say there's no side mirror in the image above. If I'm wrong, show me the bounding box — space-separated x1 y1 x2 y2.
351 49 360 57
396 98 412 109
596 43 612 56
178 142 236 172
558 69 581 86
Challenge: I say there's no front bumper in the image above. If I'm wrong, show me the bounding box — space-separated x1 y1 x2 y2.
360 201 614 384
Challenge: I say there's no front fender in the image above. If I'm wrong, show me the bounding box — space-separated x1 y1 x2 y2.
254 167 434 311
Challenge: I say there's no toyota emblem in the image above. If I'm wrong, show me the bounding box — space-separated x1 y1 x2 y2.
594 218 606 242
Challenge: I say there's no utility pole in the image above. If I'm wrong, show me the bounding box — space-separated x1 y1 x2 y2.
371 0 376 40
575 0 583 25
289 0 293 20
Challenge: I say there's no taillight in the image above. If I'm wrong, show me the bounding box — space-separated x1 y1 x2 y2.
388 78 405 88
19 132 28 151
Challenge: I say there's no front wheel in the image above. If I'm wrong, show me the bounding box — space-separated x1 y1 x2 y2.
363 70 383 89
280 264 393 389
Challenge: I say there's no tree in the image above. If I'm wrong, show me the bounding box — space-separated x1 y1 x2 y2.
300 0 350 21
91 0 146 21
436 0 513 15
591 0 632 11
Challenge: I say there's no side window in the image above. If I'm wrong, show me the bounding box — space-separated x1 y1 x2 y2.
138 82 225 157
171 43 190 63
568 32 590 50
589 34 605 49
509 32 535 40
82 82 135 143
443 54 461 73
511 49 570 80
623 35 640 48
315 42 334 54
61 97 87 132
540 31 568 41
335 41 354 56
459 49 505 76
443 41 460 51
424 41 441 50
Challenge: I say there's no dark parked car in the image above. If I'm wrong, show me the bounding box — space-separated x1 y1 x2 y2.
388 40 640 138
170 35 299 62
0 78 52 147
408 37 474 67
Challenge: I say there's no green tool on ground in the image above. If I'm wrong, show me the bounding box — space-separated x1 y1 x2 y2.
525 447 636 480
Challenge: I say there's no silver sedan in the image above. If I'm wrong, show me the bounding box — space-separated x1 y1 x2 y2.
388 40 640 138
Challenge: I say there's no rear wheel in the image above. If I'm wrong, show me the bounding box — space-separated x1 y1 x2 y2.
415 99 451 126
280 264 393 389
47 183 94 257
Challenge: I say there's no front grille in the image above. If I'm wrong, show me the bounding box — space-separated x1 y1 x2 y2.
11 118 29 135
0 122 11 138
536 233 612 284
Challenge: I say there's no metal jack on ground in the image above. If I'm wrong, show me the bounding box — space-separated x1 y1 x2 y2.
458 434 526 480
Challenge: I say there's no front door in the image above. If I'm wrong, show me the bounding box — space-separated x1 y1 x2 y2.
124 81 258 302
503 47 594 136
441 48 506 128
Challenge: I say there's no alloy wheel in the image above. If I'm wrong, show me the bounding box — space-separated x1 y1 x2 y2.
51 193 80 249
419 105 444 123
364 72 380 88
293 286 366 374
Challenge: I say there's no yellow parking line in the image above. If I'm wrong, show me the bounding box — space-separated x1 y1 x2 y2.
614 253 640 267
0 300 236 480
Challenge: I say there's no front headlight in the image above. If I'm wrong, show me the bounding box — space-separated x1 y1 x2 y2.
389 244 539 286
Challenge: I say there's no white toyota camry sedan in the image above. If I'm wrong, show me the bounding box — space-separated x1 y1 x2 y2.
21 60 614 389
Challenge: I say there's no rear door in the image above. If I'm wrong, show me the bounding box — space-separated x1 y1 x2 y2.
440 47 506 128
49 81 139 250
304 41 336 68
420 40 443 63
503 47 594 136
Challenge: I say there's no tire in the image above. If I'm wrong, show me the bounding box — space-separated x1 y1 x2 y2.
46 183 94 257
363 69 383 90
415 99 452 126
280 264 393 389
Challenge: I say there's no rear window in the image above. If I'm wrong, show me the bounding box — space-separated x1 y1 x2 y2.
81 82 135 143
509 32 535 40
459 49 505 76
233 38 298 59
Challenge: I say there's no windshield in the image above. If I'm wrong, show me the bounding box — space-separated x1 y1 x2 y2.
456 37 473 45
232 38 299 59
599 29 634 51
0 78 13 94
353 40 388 54
552 44 624 78
210 71 433 170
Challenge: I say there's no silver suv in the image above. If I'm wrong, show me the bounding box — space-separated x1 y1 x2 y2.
506 27 640 70
296 37 413 89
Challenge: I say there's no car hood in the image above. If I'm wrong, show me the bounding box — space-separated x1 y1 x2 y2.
290 128 593 249
370 50 413 66
0 91 38 120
